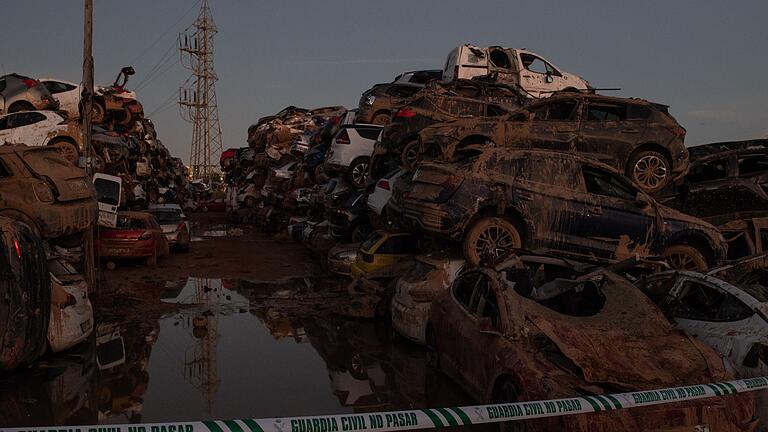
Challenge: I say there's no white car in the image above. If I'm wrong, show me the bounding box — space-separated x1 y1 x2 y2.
324 124 383 188
637 270 768 377
40 79 81 119
47 257 94 353
147 204 191 251
367 169 405 219
0 110 81 163
443 44 590 98
390 253 464 344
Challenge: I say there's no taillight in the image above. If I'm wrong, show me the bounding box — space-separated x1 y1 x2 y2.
176 222 186 232
377 179 390 191
33 181 55 203
396 107 416 118
13 240 21 259
138 231 152 240
672 125 686 138
409 287 437 303
335 129 351 145
22 79 37 89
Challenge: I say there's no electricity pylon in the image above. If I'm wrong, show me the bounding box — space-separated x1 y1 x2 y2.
179 0 223 181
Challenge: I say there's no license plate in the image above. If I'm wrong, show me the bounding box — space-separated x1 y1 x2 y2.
105 247 130 255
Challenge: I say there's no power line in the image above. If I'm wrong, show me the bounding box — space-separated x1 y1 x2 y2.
128 0 202 67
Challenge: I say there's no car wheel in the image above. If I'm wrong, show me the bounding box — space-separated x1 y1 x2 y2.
371 112 390 125
628 150 671 193
347 157 370 188
350 223 372 243
91 101 106 124
425 324 439 368
664 244 708 271
8 101 34 113
463 217 522 266
49 138 79 164
400 140 420 170
244 196 257 208
146 251 158 267
494 379 526 432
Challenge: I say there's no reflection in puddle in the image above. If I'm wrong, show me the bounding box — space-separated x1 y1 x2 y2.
0 276 474 428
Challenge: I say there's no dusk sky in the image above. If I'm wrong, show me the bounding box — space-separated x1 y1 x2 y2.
1 0 766 164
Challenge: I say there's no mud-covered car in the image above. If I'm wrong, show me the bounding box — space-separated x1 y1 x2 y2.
357 70 442 125
0 73 59 115
377 79 520 171
401 149 724 270
418 92 688 193
0 145 96 242
0 110 83 163
426 257 756 431
658 139 768 225
0 216 50 371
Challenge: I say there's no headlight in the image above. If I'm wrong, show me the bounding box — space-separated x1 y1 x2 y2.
33 182 54 203
68 178 89 193
365 95 376 106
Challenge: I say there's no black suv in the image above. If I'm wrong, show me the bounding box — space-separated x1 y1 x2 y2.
398 149 725 270
356 70 442 125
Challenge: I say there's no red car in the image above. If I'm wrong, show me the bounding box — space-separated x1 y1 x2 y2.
198 197 227 212
97 211 169 267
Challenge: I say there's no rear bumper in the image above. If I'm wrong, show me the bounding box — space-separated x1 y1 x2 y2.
402 199 465 239
98 239 156 258
36 200 97 238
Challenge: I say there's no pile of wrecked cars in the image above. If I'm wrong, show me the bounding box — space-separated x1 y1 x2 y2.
1 66 189 371
222 42 768 429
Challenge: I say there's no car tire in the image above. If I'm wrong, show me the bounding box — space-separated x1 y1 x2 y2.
400 140 420 170
627 150 671 193
8 101 34 113
91 101 106 124
347 157 370 188
49 137 80 164
371 112 390 125
463 216 522 266
664 244 709 271
493 379 526 432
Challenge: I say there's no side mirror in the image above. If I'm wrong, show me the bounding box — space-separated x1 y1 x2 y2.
478 317 500 335
545 74 554 83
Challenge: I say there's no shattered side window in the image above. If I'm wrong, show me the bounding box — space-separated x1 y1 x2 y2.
738 155 768 176
0 116 10 130
672 281 754 322
0 159 11 178
520 54 557 75
582 165 637 200
452 273 480 311
545 100 577 121
489 49 512 69
587 103 627 121
479 289 502 331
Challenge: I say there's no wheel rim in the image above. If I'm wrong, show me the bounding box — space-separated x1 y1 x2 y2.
633 154 668 189
404 146 418 168
54 142 78 163
373 115 389 125
352 163 368 186
668 252 700 271
475 224 519 264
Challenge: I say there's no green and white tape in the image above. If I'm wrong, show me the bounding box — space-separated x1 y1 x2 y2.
4 376 768 432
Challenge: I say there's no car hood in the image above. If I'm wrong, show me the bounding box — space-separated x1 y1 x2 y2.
513 271 728 390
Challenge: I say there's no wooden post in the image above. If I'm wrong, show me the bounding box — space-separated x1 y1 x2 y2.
82 0 97 291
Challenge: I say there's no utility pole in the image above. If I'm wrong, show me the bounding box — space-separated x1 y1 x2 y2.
82 0 97 290
179 0 223 182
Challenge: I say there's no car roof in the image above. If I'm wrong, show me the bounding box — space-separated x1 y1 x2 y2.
469 148 622 173
535 92 660 107
688 139 768 162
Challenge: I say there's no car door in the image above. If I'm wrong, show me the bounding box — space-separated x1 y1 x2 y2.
516 51 564 98
7 111 49 146
523 98 581 151
665 276 767 374
438 272 482 388
567 164 656 259
44 81 79 117
578 100 642 167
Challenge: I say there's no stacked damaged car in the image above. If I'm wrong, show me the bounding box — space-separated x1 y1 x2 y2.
1 66 190 371
229 42 768 429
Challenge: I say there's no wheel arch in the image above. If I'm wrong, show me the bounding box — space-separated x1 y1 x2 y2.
626 143 673 174
463 203 532 246
665 230 718 265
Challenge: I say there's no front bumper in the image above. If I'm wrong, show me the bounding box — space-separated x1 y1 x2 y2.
402 199 465 239
98 239 155 258
391 296 429 344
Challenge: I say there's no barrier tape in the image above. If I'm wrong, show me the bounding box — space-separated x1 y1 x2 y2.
4 376 768 432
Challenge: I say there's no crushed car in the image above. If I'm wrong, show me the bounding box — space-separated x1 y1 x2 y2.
0 73 59 115
417 92 688 193
442 44 590 98
357 69 442 125
398 148 724 270
426 254 756 431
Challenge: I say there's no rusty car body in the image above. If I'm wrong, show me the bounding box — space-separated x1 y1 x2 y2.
356 70 442 125
426 256 757 431
417 92 688 193
375 79 520 172
0 145 96 241
399 148 724 269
